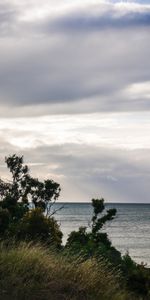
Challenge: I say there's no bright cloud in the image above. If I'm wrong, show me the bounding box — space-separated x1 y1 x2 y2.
0 113 150 150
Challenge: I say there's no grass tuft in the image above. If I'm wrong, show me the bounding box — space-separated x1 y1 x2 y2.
0 242 134 300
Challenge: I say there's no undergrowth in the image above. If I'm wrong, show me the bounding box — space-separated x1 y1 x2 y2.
0 241 134 300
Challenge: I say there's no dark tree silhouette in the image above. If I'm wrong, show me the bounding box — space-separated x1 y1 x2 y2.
0 154 61 220
91 198 117 233
0 155 62 247
66 198 121 264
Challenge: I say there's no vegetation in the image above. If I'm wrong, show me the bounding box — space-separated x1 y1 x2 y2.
66 198 122 265
0 242 132 300
0 154 60 215
0 154 149 299
0 154 62 247
12 208 62 248
65 199 150 298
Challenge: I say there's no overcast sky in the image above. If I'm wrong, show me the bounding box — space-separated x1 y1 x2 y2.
0 0 150 202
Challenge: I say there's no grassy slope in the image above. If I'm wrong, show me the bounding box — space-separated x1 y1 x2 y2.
0 242 135 300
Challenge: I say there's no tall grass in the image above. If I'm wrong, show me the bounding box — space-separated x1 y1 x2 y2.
0 242 133 300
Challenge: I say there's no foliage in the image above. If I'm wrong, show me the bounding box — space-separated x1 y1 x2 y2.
0 154 61 218
0 155 150 299
92 198 117 233
0 154 62 247
14 208 62 248
65 198 150 298
66 198 121 265
0 207 10 236
0 241 132 300
121 253 150 298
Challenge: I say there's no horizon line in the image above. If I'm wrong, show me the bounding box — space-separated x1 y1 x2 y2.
57 201 150 204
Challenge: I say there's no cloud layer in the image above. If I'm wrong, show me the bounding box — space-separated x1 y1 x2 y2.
0 0 150 202
0 112 150 202
0 0 150 114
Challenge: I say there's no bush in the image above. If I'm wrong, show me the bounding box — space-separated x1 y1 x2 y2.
66 199 122 265
14 208 63 248
121 253 150 298
65 199 150 298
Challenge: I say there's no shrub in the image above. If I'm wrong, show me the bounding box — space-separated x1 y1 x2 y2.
14 208 63 248
65 199 150 298
121 253 150 298
66 199 121 265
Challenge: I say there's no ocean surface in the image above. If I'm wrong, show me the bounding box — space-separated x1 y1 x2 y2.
53 203 150 266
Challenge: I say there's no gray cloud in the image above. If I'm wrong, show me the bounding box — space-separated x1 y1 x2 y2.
9 144 150 203
0 28 150 113
0 0 150 203
46 9 150 32
0 2 20 36
0 1 149 114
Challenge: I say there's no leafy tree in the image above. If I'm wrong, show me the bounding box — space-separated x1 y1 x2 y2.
91 198 117 233
0 154 62 245
66 198 121 264
0 154 61 220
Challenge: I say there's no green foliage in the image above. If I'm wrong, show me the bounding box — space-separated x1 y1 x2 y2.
0 154 62 247
121 253 150 297
66 199 150 298
1 198 28 223
91 198 117 233
66 198 121 264
0 156 150 299
0 241 132 300
15 208 62 248
0 154 61 216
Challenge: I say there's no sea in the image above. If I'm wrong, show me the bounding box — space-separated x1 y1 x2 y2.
53 203 150 266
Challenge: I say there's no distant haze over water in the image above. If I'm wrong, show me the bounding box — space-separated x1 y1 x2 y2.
54 203 150 266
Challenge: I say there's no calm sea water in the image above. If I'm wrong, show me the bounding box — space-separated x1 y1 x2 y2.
54 203 150 266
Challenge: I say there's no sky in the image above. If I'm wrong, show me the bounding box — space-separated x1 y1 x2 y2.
0 0 150 203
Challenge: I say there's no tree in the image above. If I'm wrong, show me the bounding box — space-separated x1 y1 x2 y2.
0 154 62 245
0 154 61 220
91 198 117 234
66 198 121 264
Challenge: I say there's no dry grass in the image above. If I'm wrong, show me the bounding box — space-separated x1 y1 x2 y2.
0 242 133 300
